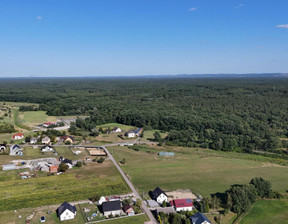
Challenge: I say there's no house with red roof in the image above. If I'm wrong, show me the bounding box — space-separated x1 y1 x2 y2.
170 199 194 212
12 133 24 140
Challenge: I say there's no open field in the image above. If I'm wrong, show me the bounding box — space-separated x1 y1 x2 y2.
0 161 129 211
110 145 288 197
97 123 135 131
0 204 85 224
239 200 288 224
20 111 58 127
103 214 149 224
142 129 168 142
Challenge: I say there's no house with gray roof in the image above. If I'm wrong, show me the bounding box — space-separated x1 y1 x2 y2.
190 212 211 224
56 202 77 221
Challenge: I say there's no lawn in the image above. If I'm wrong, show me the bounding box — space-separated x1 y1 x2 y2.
97 123 135 131
110 146 288 197
0 162 130 211
20 111 58 127
102 214 149 224
240 200 288 224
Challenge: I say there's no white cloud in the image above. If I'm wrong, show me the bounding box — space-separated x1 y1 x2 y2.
277 24 288 29
235 3 244 9
189 7 197 11
36 16 43 20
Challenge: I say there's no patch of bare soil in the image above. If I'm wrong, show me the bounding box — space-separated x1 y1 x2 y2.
166 189 197 201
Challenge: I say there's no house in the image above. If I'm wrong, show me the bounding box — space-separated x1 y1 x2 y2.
60 136 75 144
42 136 51 144
156 207 175 215
190 212 211 224
134 128 143 136
40 145 54 152
9 145 23 156
0 144 6 152
40 216 46 223
151 187 168 204
170 199 194 212
30 137 38 144
125 130 135 138
56 202 77 221
12 133 24 140
102 201 122 217
123 204 135 216
111 127 122 133
49 165 58 173
62 159 73 169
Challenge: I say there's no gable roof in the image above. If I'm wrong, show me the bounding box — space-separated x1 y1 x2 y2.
170 199 193 208
151 187 167 199
102 201 121 212
112 127 121 131
190 212 211 224
62 159 72 164
12 144 21 150
122 204 133 212
56 202 77 216
12 133 24 138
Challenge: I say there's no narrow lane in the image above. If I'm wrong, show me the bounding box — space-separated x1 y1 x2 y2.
102 145 157 224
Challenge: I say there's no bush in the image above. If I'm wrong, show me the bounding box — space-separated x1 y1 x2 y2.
97 157 105 163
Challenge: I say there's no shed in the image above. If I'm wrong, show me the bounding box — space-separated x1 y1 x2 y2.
2 164 16 171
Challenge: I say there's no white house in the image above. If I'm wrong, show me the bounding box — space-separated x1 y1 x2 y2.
190 212 211 224
56 202 77 221
40 145 54 152
151 187 168 205
9 145 23 156
125 131 135 138
111 127 122 133
102 201 122 217
170 199 194 212
0 144 6 152
12 133 24 140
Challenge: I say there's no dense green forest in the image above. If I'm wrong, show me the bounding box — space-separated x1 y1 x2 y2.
1 77 288 153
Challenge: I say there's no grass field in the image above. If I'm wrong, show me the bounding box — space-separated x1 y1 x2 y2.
0 162 130 211
20 111 58 127
97 123 135 131
103 214 149 224
110 145 288 197
239 200 288 224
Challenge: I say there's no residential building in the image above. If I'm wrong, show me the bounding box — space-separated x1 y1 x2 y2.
12 133 24 140
125 131 135 138
9 145 23 156
150 187 168 204
56 202 77 221
111 127 122 133
102 201 122 217
42 136 51 144
0 144 6 152
123 204 135 216
40 145 54 152
170 199 194 212
30 137 38 144
190 212 211 224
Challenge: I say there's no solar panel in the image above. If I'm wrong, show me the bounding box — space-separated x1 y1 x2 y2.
186 199 192 203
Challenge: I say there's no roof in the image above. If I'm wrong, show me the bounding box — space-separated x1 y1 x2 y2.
12 133 24 138
134 128 143 133
12 145 21 150
190 212 211 224
112 127 121 131
170 199 193 208
151 187 167 200
42 136 50 141
62 159 72 164
56 202 77 216
102 201 121 212
123 204 133 212
159 152 175 156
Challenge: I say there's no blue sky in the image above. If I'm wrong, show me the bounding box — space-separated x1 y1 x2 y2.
0 0 288 77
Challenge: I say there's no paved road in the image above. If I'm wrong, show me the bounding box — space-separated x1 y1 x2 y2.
102 145 157 224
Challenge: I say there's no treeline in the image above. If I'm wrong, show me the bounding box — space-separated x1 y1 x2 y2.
0 123 15 133
1 77 288 153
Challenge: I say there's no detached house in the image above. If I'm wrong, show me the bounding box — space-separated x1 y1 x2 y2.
0 144 6 152
125 130 135 138
9 145 23 156
60 136 75 144
30 137 38 144
151 187 168 204
40 145 54 152
56 202 77 221
170 199 194 212
12 133 24 140
102 201 122 217
111 127 122 133
190 212 211 224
